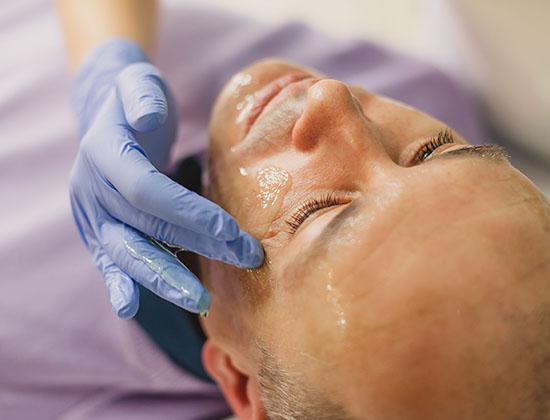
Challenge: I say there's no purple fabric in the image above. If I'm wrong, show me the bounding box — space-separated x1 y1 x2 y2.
0 0 485 419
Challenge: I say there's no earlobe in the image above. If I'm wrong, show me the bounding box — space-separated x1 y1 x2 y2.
202 339 266 420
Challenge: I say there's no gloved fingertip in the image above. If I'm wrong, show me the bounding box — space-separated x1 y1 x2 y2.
195 289 211 314
117 63 169 132
133 107 167 132
243 234 265 268
231 232 265 269
179 289 211 314
107 276 139 319
115 298 139 320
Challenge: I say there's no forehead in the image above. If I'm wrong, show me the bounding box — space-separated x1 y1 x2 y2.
269 157 523 301
258 161 532 368
263 176 550 420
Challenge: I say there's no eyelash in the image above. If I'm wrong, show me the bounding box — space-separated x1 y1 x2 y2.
411 129 455 165
287 192 345 234
285 130 455 234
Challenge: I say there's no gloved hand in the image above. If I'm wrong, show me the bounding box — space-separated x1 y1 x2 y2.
70 39 263 319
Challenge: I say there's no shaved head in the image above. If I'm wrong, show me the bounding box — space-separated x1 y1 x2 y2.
196 58 550 420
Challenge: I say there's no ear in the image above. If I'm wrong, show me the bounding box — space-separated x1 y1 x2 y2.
202 339 266 420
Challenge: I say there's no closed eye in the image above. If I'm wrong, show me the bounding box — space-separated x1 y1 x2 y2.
287 192 350 234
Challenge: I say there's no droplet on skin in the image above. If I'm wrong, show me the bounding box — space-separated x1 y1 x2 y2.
229 73 253 98
236 94 255 123
239 167 248 176
243 166 292 239
323 263 348 336
256 166 291 209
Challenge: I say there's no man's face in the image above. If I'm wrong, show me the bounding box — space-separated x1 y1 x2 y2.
204 59 550 419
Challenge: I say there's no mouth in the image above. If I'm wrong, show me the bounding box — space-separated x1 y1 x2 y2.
244 72 317 136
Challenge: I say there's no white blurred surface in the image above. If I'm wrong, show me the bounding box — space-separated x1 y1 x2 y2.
421 0 550 191
197 0 424 56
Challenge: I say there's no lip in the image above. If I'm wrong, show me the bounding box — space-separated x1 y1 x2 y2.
243 72 314 136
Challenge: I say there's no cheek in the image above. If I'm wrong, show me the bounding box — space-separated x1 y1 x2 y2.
212 162 294 239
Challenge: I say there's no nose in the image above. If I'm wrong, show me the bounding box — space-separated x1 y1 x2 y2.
292 79 385 156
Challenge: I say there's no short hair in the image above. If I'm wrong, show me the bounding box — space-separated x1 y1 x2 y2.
257 343 355 420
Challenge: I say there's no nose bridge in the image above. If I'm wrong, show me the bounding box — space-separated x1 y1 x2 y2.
292 79 384 157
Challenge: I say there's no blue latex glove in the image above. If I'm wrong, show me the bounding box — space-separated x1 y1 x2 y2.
70 39 263 319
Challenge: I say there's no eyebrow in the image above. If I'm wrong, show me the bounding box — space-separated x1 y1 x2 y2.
296 144 510 266
427 144 510 164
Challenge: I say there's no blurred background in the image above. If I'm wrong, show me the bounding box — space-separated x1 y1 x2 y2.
1 0 548 195
193 0 550 194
